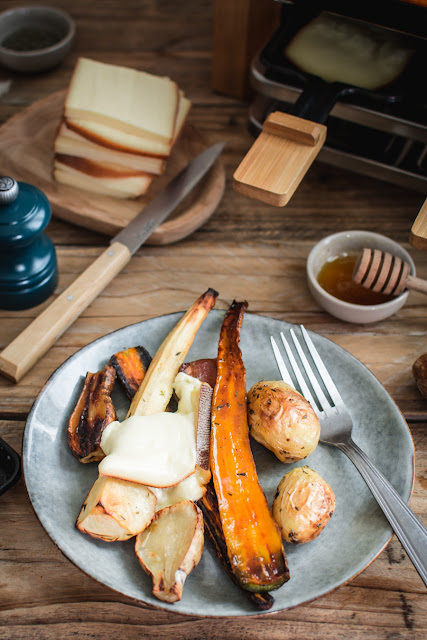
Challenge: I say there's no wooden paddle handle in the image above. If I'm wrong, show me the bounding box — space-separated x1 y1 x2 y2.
410 198 427 251
407 274 427 295
233 112 327 206
0 241 131 383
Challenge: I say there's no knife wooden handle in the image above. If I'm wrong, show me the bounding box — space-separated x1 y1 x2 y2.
410 198 427 251
0 241 131 383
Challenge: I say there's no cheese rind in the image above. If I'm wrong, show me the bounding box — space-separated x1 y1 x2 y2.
55 124 166 174
54 161 153 198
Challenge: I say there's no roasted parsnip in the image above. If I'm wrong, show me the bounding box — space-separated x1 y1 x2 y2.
135 500 204 602
128 287 218 417
210 301 289 593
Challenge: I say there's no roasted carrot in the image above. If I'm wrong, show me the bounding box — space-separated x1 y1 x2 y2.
210 301 289 592
109 345 152 399
199 483 275 609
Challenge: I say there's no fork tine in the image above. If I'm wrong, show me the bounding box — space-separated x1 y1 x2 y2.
289 328 335 416
300 325 346 409
278 332 319 412
270 336 293 386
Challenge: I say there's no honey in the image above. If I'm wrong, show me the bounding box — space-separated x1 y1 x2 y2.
317 253 395 305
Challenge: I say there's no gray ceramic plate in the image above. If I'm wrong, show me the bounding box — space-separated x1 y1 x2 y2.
23 310 414 617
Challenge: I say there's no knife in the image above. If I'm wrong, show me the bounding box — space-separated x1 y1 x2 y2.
0 142 225 383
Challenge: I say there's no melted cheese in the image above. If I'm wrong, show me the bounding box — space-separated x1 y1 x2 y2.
148 468 209 511
99 373 203 487
285 12 414 90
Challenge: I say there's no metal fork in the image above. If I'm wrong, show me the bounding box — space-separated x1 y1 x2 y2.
271 325 427 587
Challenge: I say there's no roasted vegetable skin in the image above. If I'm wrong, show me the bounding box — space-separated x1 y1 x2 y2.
247 380 320 463
109 345 152 399
273 467 336 544
210 301 289 593
68 365 117 463
135 500 204 603
198 483 274 610
180 358 217 389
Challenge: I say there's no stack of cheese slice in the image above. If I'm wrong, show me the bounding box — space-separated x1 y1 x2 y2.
54 57 191 199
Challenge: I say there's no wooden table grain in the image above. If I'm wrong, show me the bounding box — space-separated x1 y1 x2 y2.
0 1 426 638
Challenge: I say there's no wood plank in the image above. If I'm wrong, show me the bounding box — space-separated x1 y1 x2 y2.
212 0 280 99
0 241 425 415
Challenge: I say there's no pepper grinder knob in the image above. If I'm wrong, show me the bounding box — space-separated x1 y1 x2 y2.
0 176 19 205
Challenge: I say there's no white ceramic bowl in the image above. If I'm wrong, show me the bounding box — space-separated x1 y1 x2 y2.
307 231 416 324
0 6 75 73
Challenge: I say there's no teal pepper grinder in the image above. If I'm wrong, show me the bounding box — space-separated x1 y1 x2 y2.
0 177 58 310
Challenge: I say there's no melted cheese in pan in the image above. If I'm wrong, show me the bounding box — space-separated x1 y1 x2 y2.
285 12 414 91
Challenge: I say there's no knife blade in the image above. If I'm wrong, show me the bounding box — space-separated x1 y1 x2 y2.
114 141 225 254
0 142 225 383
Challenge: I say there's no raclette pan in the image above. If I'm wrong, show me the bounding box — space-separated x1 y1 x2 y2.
233 5 426 207
261 7 425 123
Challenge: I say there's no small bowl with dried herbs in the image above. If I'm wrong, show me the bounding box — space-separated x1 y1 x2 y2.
0 6 75 73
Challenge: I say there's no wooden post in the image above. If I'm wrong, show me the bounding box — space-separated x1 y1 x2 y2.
212 0 280 100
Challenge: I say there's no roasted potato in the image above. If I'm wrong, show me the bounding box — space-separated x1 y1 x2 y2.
272 466 336 544
247 380 320 463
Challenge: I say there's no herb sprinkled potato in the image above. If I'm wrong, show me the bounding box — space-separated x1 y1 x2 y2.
273 467 336 544
247 380 320 463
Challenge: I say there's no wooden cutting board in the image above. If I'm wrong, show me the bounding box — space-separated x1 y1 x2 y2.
0 91 225 243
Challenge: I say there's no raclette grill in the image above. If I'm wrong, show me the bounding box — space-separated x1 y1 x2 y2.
234 0 427 204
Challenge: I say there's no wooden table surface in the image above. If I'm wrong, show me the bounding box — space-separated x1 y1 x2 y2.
0 1 426 638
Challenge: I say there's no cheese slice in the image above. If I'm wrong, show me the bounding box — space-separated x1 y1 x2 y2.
54 124 166 174
65 92 191 157
54 160 153 198
65 57 179 142
55 154 153 178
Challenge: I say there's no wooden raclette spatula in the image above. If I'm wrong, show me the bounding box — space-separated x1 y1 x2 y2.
410 198 427 251
233 111 326 207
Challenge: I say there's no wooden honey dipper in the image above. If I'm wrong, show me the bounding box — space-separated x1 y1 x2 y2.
353 248 427 296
